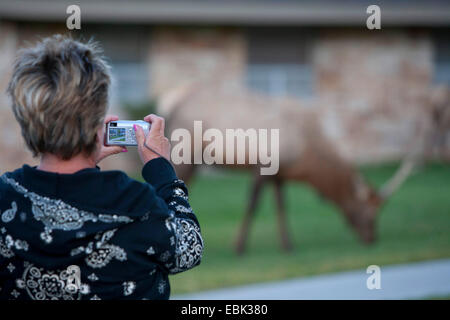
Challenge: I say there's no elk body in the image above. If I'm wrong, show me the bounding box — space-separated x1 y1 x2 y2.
159 84 417 254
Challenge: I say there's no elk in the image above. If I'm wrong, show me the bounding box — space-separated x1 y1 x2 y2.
158 83 421 254
425 86 450 161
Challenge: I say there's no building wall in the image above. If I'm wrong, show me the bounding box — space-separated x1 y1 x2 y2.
313 29 435 163
0 22 37 173
0 24 445 173
149 27 246 96
150 27 440 164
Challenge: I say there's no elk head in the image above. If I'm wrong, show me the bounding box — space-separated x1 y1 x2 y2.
341 100 431 243
342 176 381 244
341 158 416 244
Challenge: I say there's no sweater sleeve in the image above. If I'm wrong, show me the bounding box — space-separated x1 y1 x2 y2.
139 157 203 275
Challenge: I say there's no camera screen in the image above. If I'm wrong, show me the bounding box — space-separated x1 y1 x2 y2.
109 127 126 142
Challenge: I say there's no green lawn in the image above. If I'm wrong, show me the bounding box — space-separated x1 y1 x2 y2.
163 163 450 294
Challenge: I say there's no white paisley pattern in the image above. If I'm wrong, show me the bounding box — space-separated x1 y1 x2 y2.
0 234 29 258
71 229 127 269
123 281 136 296
1 172 203 299
158 279 166 294
16 264 90 300
87 273 99 281
1 201 17 223
0 175 133 243
173 187 189 201
0 239 14 258
165 214 203 274
174 204 193 214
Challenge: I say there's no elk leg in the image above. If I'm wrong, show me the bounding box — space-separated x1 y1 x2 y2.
235 175 265 255
174 163 196 185
273 178 293 252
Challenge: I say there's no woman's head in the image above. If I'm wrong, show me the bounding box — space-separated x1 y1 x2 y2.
7 34 111 160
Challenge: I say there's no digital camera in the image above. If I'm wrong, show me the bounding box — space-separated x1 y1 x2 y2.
106 120 150 146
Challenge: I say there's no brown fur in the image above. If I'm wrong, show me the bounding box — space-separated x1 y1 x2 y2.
160 83 420 254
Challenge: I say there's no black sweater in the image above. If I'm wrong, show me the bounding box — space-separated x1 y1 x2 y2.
0 157 203 300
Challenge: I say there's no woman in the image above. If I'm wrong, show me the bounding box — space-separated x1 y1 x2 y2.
0 35 203 300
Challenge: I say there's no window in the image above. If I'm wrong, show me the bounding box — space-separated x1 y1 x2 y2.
81 25 150 105
434 31 450 84
110 62 149 105
246 28 314 98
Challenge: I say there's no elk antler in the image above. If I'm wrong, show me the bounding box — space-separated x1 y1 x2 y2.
379 136 424 200
379 157 417 200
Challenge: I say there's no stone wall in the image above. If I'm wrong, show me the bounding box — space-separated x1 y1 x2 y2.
149 27 246 96
150 27 440 164
0 22 37 173
313 29 435 163
0 24 445 173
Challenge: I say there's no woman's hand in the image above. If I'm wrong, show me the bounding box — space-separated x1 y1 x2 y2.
95 115 127 164
134 114 171 164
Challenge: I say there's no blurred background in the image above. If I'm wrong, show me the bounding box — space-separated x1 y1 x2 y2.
0 0 449 299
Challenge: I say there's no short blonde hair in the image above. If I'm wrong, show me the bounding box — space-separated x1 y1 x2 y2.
7 35 111 160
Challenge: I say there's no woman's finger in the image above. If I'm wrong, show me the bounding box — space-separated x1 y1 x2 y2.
145 114 164 134
104 115 119 124
133 124 145 147
104 145 127 156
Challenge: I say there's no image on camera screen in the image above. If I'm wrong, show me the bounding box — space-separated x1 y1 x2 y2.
109 127 126 142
